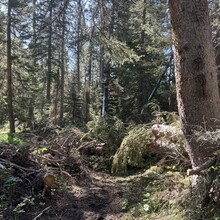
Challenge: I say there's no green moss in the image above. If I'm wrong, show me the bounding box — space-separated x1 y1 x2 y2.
111 125 152 175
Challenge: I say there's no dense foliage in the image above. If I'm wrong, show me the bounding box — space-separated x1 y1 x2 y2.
0 0 173 130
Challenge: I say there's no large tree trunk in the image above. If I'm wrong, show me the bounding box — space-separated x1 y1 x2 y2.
7 0 15 133
169 0 220 167
169 0 220 217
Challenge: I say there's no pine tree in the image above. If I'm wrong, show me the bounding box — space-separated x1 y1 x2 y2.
6 0 15 133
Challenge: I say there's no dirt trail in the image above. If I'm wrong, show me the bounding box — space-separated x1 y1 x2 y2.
1 130 176 220
24 171 127 220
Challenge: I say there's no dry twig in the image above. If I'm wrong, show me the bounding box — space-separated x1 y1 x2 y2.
32 206 51 220
60 133 74 148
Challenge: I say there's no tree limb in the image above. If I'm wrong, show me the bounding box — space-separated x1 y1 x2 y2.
187 157 216 176
0 158 42 173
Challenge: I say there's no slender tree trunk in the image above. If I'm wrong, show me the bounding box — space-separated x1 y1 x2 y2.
87 40 93 87
46 1 53 102
84 88 90 123
27 0 37 128
84 26 94 123
54 68 60 124
99 0 115 117
7 0 15 133
100 49 105 117
137 0 146 115
169 0 220 167
98 0 105 117
84 52 92 122
76 0 82 93
59 12 65 122
141 0 146 45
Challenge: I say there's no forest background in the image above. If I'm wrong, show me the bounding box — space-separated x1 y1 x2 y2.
1 0 220 219
0 0 175 130
1 0 220 131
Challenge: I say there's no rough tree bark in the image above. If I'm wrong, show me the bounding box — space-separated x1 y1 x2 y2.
7 0 15 133
169 0 220 168
169 0 220 216
84 13 95 123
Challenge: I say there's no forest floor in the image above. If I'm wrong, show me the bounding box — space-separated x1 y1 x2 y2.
0 127 190 220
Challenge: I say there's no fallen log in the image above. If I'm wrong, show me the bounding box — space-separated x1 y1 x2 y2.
149 123 185 155
112 123 187 175
151 123 183 139
78 141 105 156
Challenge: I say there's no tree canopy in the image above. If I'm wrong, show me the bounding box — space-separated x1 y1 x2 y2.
0 0 172 129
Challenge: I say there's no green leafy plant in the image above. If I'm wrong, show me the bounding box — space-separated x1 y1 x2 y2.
13 196 35 214
120 198 129 210
0 132 25 145
4 176 22 187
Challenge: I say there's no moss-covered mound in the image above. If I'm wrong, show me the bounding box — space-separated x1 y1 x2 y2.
111 125 153 175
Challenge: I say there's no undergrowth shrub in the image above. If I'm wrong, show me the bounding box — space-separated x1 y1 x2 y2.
0 132 25 145
82 116 127 156
0 168 23 213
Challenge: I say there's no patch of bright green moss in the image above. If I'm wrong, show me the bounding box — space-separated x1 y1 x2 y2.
111 125 152 175
0 133 25 145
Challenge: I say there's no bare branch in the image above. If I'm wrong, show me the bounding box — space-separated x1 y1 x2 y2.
187 157 216 176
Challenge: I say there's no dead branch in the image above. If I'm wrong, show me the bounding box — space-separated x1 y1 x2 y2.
48 148 63 156
0 163 5 170
60 133 74 148
60 170 72 178
187 157 216 176
32 206 51 220
0 158 42 173
35 155 65 163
